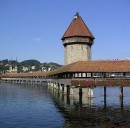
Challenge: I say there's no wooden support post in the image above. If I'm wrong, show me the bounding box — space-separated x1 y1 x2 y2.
120 86 123 98
104 86 106 96
120 95 124 110
120 86 124 110
104 86 107 108
79 87 82 106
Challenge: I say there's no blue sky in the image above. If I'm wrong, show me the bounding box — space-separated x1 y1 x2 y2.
0 0 130 64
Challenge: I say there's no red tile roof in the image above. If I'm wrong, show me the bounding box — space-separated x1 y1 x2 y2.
62 12 95 40
48 60 130 75
2 60 130 77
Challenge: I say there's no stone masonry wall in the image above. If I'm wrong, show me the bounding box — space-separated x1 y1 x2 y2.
64 44 91 65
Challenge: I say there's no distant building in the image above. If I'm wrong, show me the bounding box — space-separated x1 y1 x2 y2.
8 65 17 73
61 12 95 65
31 66 35 70
22 66 29 72
48 67 51 71
7 59 18 73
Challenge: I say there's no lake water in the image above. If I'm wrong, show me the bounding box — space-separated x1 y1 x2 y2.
1 83 130 128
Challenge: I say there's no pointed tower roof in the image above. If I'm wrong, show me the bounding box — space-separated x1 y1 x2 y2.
62 12 95 40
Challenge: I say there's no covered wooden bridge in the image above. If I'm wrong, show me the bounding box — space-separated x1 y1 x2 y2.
1 60 130 97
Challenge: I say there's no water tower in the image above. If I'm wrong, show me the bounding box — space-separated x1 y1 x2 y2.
61 12 95 65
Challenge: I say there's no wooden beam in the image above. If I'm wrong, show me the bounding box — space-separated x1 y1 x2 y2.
104 86 107 108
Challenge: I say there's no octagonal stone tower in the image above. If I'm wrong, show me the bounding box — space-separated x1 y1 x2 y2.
61 13 95 65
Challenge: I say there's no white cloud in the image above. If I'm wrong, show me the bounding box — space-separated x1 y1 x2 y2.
33 38 42 42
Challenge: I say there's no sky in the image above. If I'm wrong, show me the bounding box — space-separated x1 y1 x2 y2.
0 0 130 64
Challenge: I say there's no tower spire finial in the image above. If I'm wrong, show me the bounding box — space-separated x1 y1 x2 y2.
75 12 79 17
74 12 80 19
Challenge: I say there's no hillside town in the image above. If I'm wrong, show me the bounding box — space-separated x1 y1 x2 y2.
0 59 62 74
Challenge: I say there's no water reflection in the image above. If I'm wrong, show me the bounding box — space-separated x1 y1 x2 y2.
0 83 64 128
49 87 130 128
1 83 130 127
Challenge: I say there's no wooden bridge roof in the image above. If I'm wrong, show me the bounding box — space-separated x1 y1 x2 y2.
48 60 130 76
2 71 48 77
1 60 130 77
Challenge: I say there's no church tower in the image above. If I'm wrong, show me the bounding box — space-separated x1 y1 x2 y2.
61 13 95 65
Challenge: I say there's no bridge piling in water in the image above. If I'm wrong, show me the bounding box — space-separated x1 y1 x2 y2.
120 86 123 98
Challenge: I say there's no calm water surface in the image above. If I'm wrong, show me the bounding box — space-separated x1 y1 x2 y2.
0 83 64 128
1 83 130 128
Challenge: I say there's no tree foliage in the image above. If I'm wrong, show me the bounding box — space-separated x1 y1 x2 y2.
20 59 40 66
